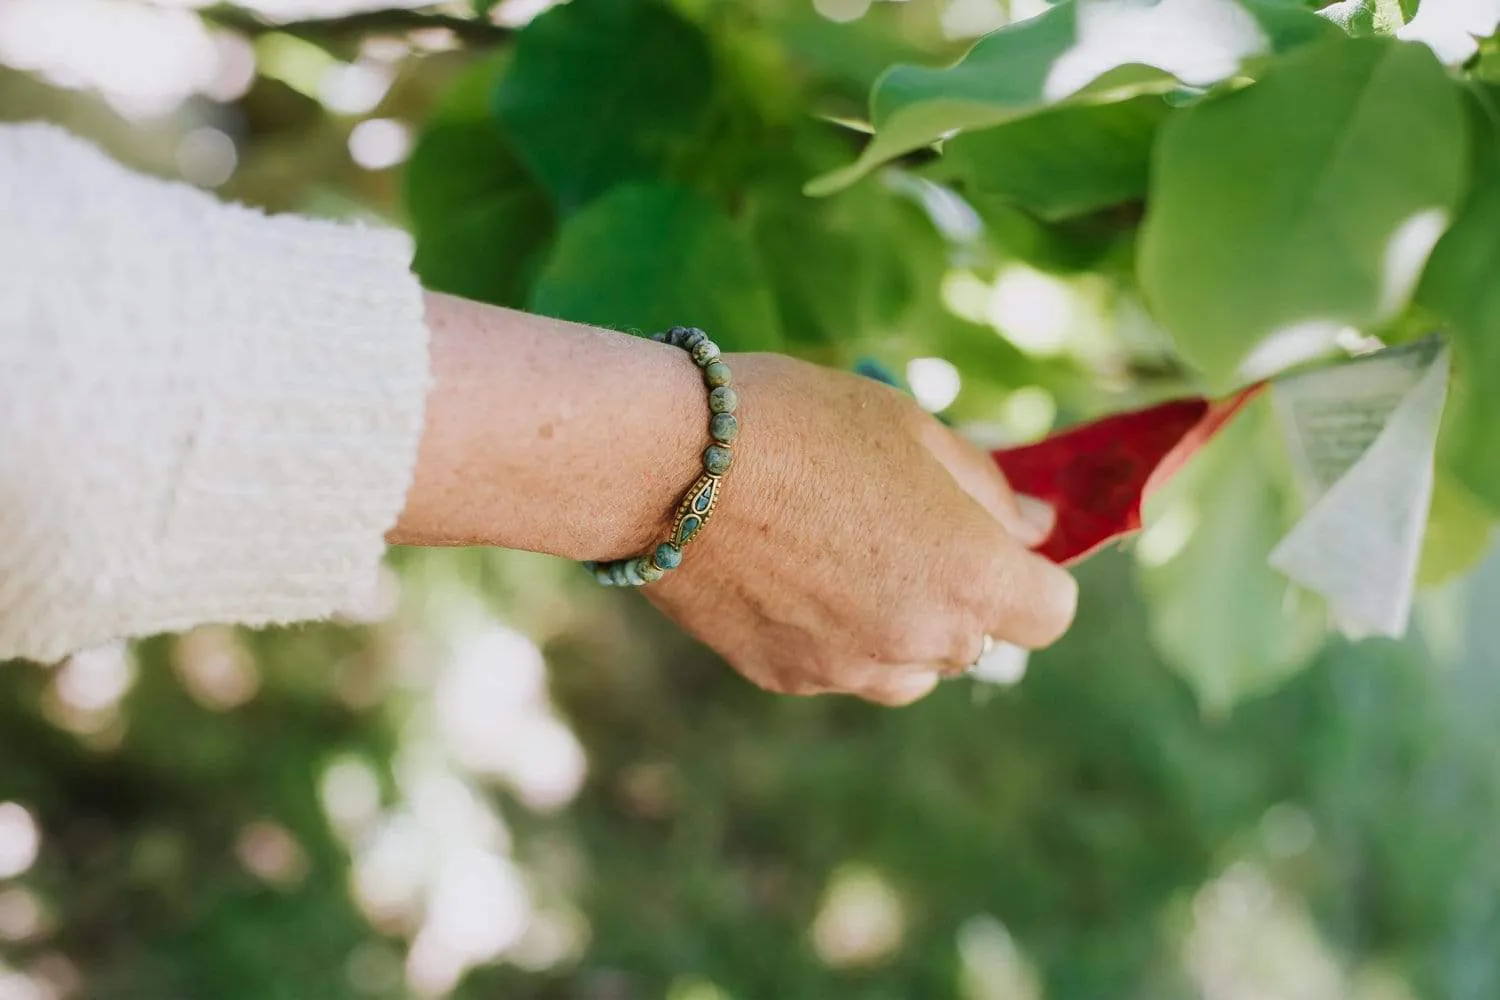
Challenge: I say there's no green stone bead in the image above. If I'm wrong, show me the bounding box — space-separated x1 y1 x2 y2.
638 559 665 583
704 444 733 475
703 361 732 387
624 560 646 586
709 386 738 414
665 326 691 346
654 543 683 570
610 563 631 586
594 566 616 586
710 412 739 444
680 328 707 351
690 340 720 366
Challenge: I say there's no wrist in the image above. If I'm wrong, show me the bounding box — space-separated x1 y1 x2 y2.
587 332 751 586
391 295 705 559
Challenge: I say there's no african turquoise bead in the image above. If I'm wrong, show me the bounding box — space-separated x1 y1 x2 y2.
595 565 617 586
691 340 720 366
704 445 733 475
709 386 738 414
710 412 739 444
665 326 692 346
624 560 646 586
703 361 732 387
680 328 707 351
638 559 665 583
610 563 631 586
654 543 683 570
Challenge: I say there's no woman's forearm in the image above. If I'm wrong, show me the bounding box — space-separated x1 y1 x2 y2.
0 122 1076 702
390 293 708 560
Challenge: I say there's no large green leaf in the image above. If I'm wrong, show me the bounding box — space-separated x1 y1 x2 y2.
493 0 714 212
1138 36 1466 387
1138 399 1327 713
405 53 520 231
405 56 557 308
748 195 873 355
411 191 556 308
942 95 1169 221
529 183 783 351
1417 98 1500 512
807 0 1337 196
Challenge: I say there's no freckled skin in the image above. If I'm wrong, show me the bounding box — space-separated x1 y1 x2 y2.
393 296 1077 706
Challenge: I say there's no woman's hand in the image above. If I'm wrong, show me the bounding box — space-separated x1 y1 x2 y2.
394 298 1076 707
644 353 1077 706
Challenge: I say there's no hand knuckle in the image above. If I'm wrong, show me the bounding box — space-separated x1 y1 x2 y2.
875 616 952 665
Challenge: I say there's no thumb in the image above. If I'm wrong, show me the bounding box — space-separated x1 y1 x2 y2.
920 418 1055 547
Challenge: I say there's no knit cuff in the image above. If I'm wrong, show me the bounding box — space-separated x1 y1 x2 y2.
0 124 430 660
140 206 431 639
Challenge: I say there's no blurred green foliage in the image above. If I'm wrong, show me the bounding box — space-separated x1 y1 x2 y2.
5 0 1500 997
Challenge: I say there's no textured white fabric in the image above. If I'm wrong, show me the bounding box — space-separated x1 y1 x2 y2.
0 123 431 662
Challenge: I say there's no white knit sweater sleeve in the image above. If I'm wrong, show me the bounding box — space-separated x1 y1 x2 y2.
0 124 431 662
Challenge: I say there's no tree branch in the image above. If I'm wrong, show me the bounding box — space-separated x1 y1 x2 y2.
196 3 512 46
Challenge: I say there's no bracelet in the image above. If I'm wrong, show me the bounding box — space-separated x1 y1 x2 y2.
585 326 738 587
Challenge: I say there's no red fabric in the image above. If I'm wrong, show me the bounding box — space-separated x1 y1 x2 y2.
992 384 1264 565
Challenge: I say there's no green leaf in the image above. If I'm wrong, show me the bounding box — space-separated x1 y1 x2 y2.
1138 398 1327 713
493 0 714 212
530 183 783 351
405 53 517 228
405 56 557 308
1318 0 1377 35
406 120 530 236
966 194 1135 273
1417 471 1495 585
807 0 1338 196
1138 36 1466 387
772 10 930 97
942 95 1169 221
1418 96 1500 511
411 193 556 308
748 196 869 353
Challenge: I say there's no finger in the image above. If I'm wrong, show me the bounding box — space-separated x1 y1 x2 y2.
854 670 942 707
979 534 1079 649
920 419 1054 547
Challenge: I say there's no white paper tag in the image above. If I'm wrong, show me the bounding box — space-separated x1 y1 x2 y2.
968 640 1030 686
1268 337 1449 639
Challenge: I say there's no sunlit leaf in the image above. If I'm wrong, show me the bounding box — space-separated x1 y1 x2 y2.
807 0 1337 196
1418 471 1495 585
1138 36 1466 387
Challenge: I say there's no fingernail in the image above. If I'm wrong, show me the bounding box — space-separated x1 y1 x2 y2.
1044 568 1079 640
1016 495 1056 545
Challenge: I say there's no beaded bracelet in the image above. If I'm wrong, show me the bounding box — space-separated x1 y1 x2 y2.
585 326 738 587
